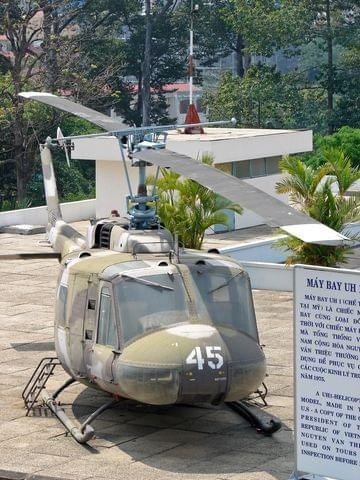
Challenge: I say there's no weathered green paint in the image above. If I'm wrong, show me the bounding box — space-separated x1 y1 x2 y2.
41 142 267 407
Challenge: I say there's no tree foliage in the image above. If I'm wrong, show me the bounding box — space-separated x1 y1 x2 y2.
275 151 360 266
205 1 360 133
147 154 243 249
205 65 307 129
1 1 360 208
305 127 360 169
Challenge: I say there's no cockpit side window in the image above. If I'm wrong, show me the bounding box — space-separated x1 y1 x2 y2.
56 284 68 327
115 273 188 345
190 267 258 340
97 287 117 348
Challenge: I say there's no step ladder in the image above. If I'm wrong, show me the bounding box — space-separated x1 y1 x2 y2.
22 357 61 415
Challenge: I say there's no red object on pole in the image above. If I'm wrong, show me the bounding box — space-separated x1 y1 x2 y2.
184 103 204 134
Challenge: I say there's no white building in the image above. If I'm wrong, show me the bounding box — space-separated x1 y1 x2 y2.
71 127 313 231
160 83 206 124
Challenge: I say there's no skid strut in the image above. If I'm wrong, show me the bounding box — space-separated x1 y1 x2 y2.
41 387 119 444
226 400 282 435
23 357 121 444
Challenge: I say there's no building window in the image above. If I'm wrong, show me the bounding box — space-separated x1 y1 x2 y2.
179 99 189 114
178 96 204 114
196 98 204 113
233 160 250 178
216 163 232 175
231 156 280 179
265 157 280 175
251 158 266 177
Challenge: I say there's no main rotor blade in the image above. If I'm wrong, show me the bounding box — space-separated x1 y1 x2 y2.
134 149 349 246
0 252 61 261
19 92 126 131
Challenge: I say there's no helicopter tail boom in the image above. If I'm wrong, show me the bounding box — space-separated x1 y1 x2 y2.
40 141 63 228
40 142 86 256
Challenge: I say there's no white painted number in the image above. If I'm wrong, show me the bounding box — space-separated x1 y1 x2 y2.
206 346 224 370
185 346 205 370
186 346 223 370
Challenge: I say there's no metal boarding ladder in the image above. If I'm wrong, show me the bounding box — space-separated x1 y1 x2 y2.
22 357 61 415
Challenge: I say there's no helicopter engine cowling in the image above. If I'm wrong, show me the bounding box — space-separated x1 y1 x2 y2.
88 221 174 254
114 323 266 405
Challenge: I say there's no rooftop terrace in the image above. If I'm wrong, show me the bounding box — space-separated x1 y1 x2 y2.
0 228 295 480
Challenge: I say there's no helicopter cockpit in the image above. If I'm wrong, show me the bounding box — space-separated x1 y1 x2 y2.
101 261 259 348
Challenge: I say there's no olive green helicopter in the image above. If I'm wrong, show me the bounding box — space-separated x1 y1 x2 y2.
3 92 349 444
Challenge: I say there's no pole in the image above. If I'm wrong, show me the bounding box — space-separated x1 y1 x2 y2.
142 0 152 126
189 0 194 106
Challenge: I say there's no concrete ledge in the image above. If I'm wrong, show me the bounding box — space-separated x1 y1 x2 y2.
0 225 46 235
216 235 288 263
0 199 96 228
240 261 293 292
0 471 65 480
0 471 26 480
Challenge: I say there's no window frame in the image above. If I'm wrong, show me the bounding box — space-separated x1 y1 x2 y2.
56 283 68 328
188 265 260 342
96 282 119 350
113 268 189 347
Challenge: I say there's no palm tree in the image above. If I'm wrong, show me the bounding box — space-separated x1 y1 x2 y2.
275 156 330 210
275 149 360 267
147 154 242 249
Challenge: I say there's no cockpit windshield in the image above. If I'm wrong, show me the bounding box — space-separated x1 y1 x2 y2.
115 272 189 344
189 266 258 340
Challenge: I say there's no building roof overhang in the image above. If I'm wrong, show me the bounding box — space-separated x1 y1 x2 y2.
71 127 313 163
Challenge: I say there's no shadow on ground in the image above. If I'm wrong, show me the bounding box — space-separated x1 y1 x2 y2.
42 383 294 478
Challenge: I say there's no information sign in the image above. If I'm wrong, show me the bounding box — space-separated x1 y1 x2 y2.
293 265 360 480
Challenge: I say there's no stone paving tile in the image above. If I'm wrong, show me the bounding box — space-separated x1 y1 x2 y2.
0 229 296 480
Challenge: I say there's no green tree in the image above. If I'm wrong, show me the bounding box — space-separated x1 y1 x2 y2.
209 1 360 133
0 1 128 203
205 65 305 128
290 1 360 133
275 152 360 266
305 127 360 169
147 154 242 249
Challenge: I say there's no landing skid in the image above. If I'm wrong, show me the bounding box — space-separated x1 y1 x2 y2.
23 358 121 443
41 379 120 444
226 400 282 435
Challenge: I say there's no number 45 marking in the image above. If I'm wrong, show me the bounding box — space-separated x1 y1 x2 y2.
186 346 224 370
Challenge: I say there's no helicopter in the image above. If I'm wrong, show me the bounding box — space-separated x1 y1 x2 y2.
3 92 349 444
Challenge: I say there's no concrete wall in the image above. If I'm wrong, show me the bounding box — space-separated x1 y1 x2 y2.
0 199 95 227
95 160 158 218
239 261 293 292
214 236 288 263
232 174 289 229
166 129 313 164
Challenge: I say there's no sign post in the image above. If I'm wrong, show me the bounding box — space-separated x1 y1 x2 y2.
292 265 360 480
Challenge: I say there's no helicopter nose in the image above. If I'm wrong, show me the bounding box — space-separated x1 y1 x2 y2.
174 324 266 404
116 323 265 405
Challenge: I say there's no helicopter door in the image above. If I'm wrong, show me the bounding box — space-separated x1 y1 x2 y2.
83 277 98 377
68 274 89 377
90 284 118 385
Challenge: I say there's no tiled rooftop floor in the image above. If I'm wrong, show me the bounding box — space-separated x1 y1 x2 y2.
0 229 294 480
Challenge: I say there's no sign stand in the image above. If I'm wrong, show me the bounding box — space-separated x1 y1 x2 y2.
291 265 360 480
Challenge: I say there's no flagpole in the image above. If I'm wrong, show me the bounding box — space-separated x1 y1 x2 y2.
189 0 194 105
